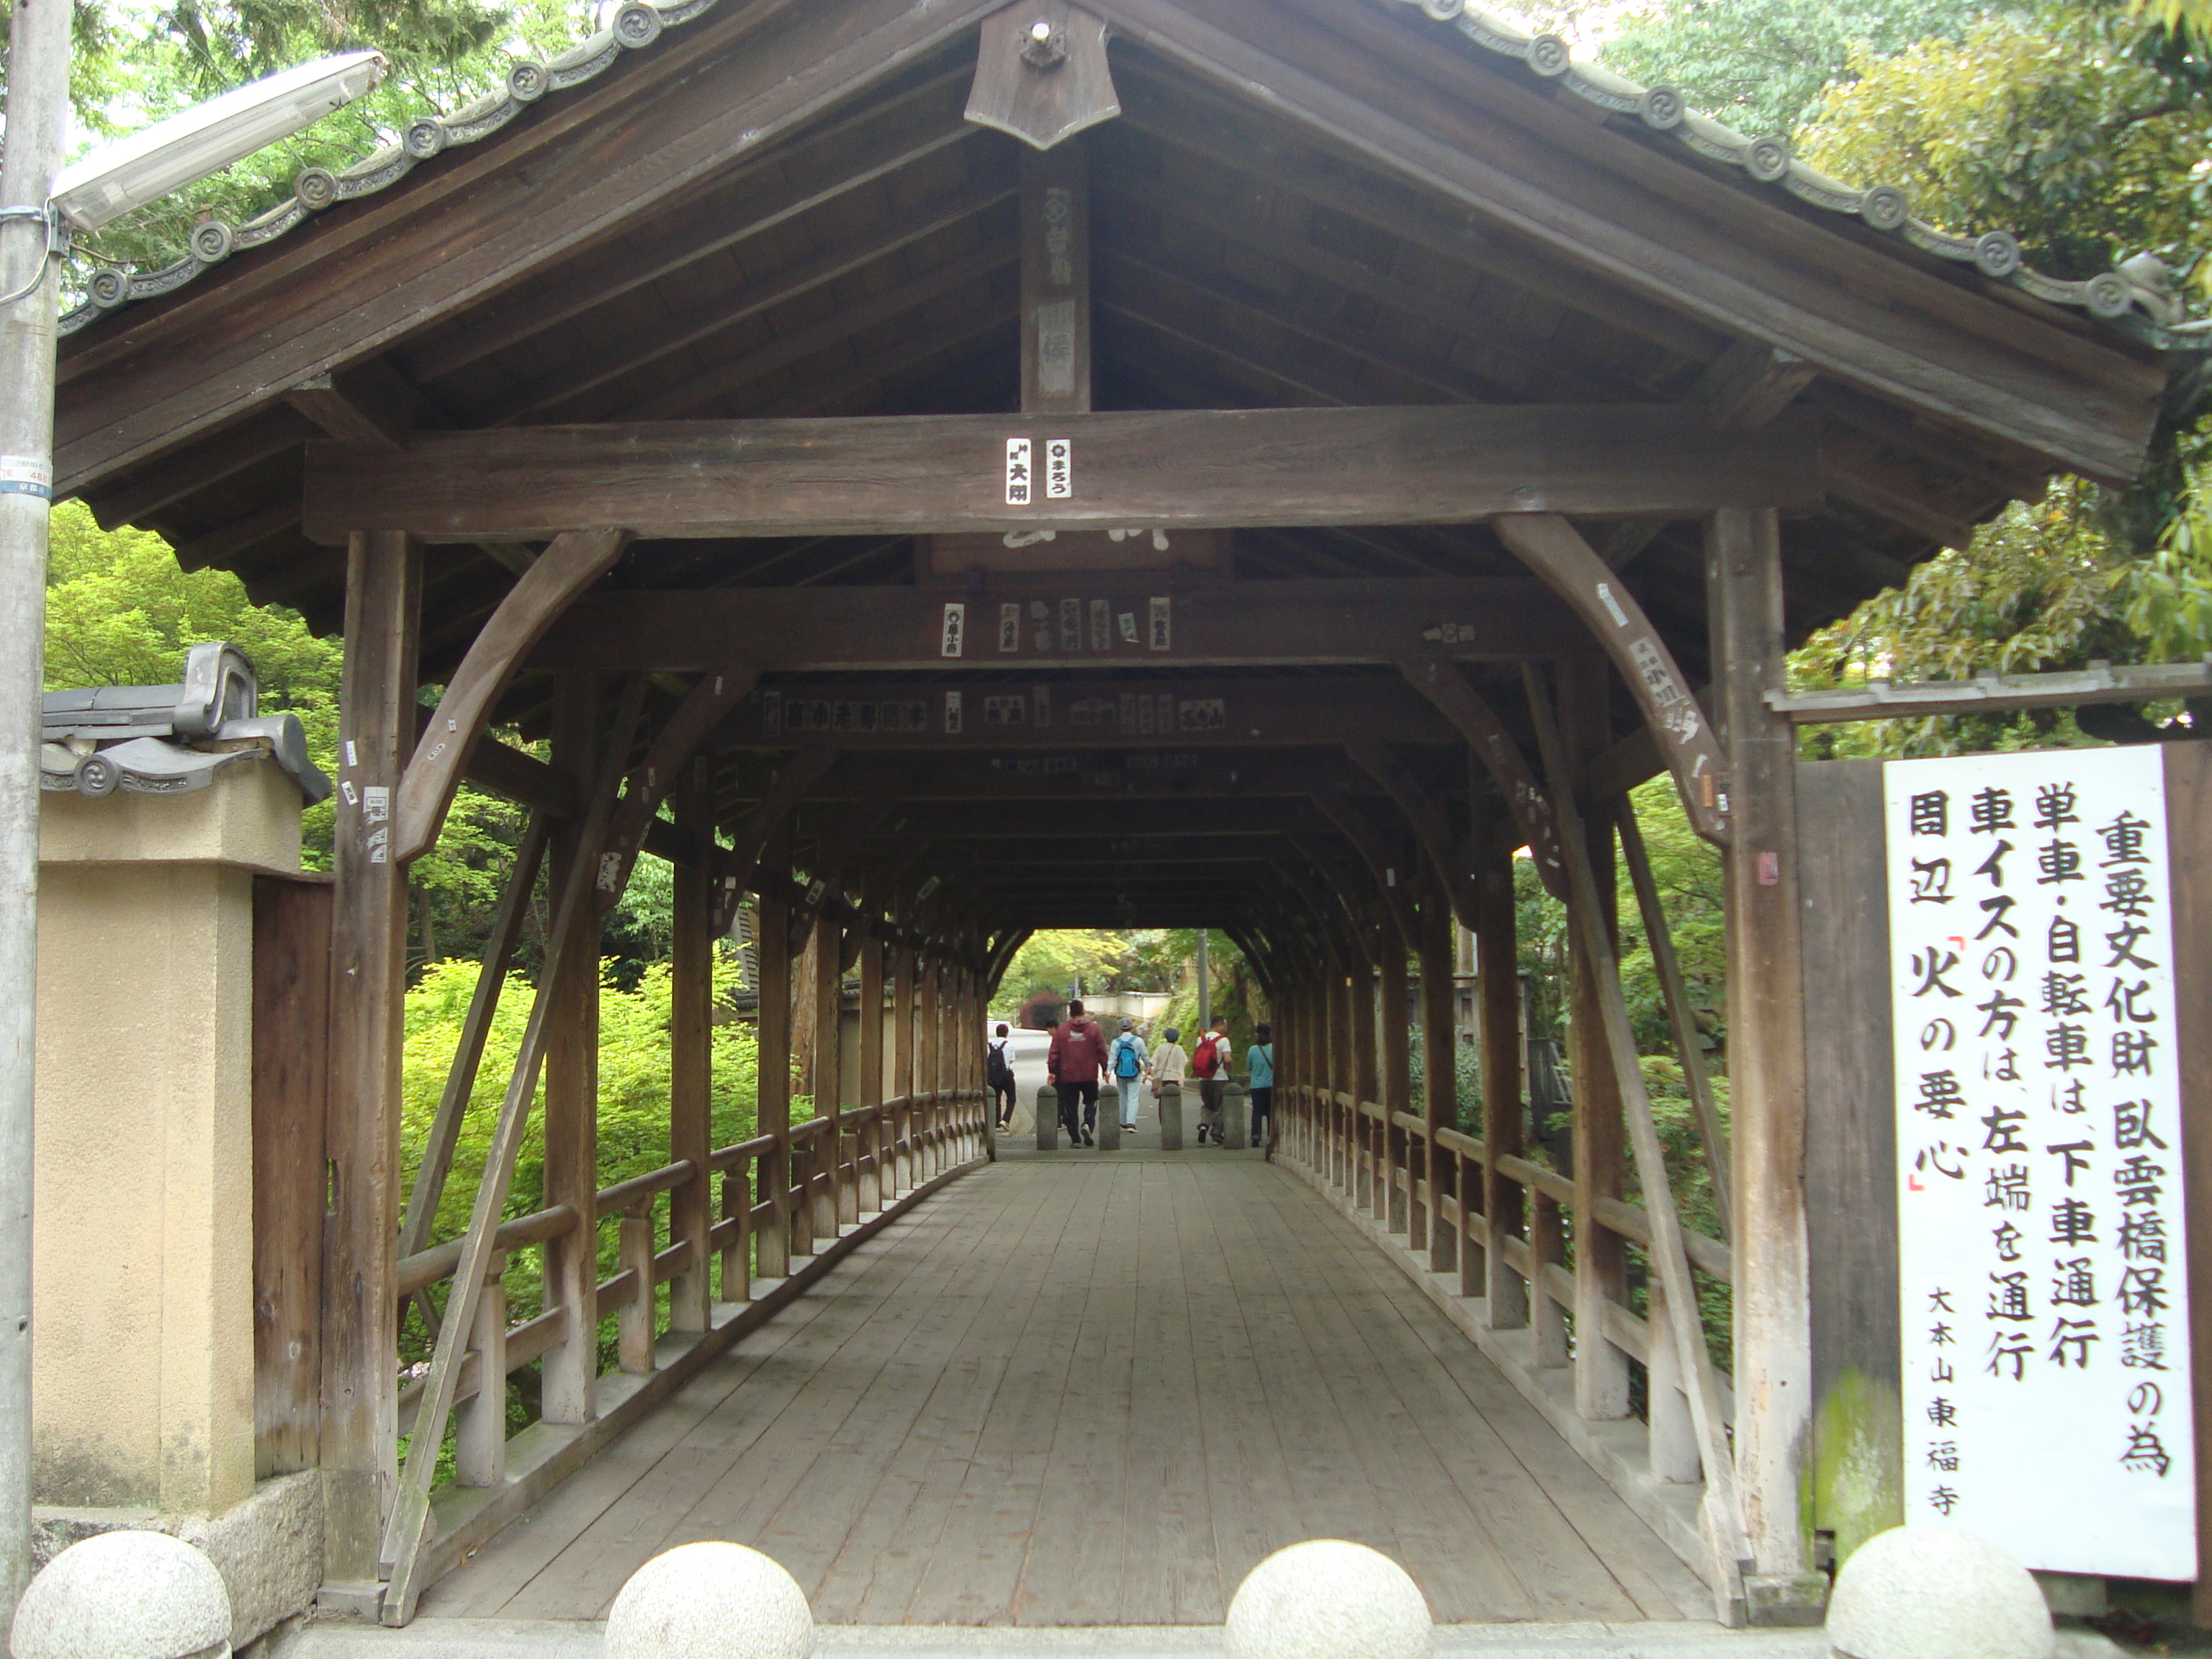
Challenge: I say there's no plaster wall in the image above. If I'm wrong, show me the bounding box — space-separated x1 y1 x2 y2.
32 763 302 1518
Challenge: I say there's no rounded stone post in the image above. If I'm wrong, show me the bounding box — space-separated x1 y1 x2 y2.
1156 1080 1184 1151
1225 1539 1431 1659
1034 1084 1059 1151
604 1539 814 1659
10 1531 233 1659
1097 1085 1121 1151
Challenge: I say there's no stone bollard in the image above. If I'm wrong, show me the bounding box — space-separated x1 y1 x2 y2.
605 1539 815 1659
11 1530 234 1659
1825 1527 2051 1659
1156 1080 1184 1151
1225 1539 1431 1659
1097 1085 1121 1151
1221 1080 1249 1150
1035 1084 1060 1151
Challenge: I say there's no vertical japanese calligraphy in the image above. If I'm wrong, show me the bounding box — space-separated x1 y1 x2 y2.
1887 746 2193 1578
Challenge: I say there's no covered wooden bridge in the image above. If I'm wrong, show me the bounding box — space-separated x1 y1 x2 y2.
49 0 2179 1635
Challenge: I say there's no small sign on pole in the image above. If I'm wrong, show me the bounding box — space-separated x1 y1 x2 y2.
1885 745 2193 1578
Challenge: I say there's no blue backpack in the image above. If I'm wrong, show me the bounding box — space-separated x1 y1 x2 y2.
1112 1033 1144 1079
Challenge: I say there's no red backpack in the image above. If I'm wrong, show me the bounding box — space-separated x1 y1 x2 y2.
1192 1034 1223 1078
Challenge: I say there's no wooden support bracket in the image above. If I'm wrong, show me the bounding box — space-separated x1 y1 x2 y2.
1494 513 1730 844
1396 657 1567 899
393 527 632 863
595 666 758 909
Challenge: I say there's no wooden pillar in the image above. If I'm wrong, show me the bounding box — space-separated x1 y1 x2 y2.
918 953 940 1171
858 931 885 1207
668 760 714 1333
541 675 602 1426
811 910 842 1238
1564 663 1630 1424
321 529 419 1588
1377 922 1411 1226
1709 506 1815 1584
892 940 917 1187
1478 834 1528 1329
1336 946 1371 1212
1420 883 1457 1276
1020 138 1090 416
755 881 793 1279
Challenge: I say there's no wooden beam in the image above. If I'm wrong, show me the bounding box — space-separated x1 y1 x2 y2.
752 674 1455 748
392 528 632 863
711 749 841 933
1772 657 2212 724
1396 658 1566 897
1089 0 2160 482
541 575 1579 672
1020 137 1091 415
82 405 316 528
595 666 759 909
55 0 1012 493
306 405 1822 543
282 361 423 452
1493 513 1730 843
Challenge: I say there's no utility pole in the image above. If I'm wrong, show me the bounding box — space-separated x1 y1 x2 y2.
1195 930 1210 1033
0 0 72 1622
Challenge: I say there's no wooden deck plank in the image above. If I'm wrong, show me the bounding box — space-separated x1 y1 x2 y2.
423 1149 1709 1627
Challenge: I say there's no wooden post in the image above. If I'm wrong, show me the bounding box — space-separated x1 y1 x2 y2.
858 932 885 1210
811 911 842 1238
321 529 418 1593
1708 506 1817 1595
1478 835 1528 1330
1352 941 1379 1203
920 954 942 1169
892 940 916 1187
1020 138 1091 415
1419 881 1457 1277
541 674 602 1426
719 1161 750 1305
454 1251 508 1490
1562 663 1630 1424
617 1205 655 1374
755 879 792 1280
1377 922 1411 1226
668 760 713 1334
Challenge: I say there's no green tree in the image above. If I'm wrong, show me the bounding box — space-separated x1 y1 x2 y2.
1595 0 2013 138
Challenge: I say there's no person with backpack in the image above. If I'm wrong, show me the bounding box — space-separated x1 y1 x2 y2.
1192 1021 1231 1144
986 1022 1017 1128
1245 1022 1276 1149
1107 1017 1149 1133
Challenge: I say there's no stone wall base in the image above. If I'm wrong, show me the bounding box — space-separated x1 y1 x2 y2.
35 1469 323 1651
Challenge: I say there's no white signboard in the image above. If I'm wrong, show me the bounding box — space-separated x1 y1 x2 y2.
1886 745 2193 1578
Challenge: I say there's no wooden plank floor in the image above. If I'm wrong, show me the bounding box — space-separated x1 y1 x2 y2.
420 1136 1710 1626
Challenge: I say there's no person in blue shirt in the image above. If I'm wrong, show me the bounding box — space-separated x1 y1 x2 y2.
1245 1022 1276 1149
1107 1017 1149 1133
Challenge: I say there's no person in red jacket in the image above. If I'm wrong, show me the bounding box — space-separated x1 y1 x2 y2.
1048 999 1108 1147
1192 1020 1232 1143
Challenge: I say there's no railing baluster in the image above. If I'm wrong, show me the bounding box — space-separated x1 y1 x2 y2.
454 1249 510 1489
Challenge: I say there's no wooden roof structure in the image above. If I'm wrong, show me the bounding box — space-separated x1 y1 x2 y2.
53 0 2179 932
68 1 2191 1622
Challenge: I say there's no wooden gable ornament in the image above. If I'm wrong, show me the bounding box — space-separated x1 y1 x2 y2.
965 0 1120 150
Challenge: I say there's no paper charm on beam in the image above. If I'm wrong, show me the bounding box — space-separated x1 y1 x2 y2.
966 0 1120 150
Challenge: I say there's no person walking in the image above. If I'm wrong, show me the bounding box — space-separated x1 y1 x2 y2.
1048 999 1108 1147
987 1022 1017 1128
1107 1017 1149 1133
1148 1025 1190 1145
1245 1022 1276 1149
1192 1020 1231 1144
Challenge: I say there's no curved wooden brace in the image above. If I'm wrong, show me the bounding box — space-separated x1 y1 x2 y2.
1396 657 1568 900
1310 786 1420 945
1344 740 1480 929
1492 513 1730 845
393 526 632 864
594 665 758 910
708 747 841 935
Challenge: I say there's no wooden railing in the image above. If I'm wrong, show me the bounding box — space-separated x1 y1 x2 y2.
1277 1080 1735 1529
393 1088 987 1483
